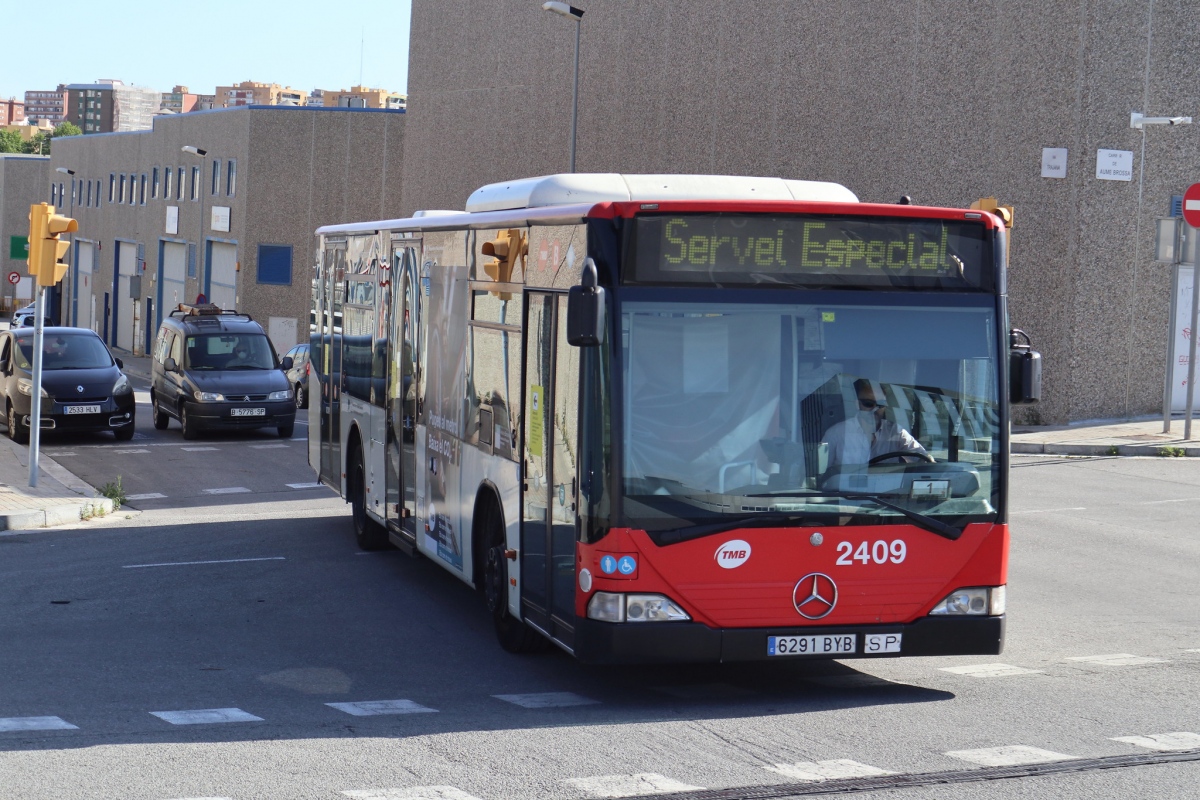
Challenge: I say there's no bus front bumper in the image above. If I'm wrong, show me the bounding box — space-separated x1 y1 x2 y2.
572 615 1004 665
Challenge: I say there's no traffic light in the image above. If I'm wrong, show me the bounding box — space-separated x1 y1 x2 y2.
27 202 78 286
970 197 1014 229
480 229 527 299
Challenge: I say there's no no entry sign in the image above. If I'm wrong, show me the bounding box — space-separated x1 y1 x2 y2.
1183 183 1200 228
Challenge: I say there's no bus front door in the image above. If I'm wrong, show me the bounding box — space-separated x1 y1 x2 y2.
522 292 579 646
385 241 420 538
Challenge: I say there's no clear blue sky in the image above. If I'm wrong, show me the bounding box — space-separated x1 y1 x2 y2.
1 0 411 102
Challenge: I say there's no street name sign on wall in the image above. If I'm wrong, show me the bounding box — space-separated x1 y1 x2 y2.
1096 149 1134 181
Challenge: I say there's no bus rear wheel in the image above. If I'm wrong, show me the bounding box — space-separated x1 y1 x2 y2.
482 509 547 654
350 446 389 551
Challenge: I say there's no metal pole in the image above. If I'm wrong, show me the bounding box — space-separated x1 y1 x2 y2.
1163 262 1181 432
1185 261 1200 439
569 19 580 173
28 286 44 487
67 186 75 326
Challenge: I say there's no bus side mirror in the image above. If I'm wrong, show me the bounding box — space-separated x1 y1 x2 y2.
1009 329 1041 404
567 258 605 347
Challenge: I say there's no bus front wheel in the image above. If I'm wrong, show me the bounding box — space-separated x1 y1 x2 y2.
482 510 547 654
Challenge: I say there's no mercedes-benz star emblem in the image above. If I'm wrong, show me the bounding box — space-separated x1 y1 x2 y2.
792 572 837 619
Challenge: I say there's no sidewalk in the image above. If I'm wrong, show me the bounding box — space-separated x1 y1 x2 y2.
1012 417 1200 457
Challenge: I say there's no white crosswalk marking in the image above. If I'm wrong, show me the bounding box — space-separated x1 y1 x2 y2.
492 692 599 708
287 482 324 489
563 774 703 798
945 745 1078 766
342 788 481 800
0 716 77 732
765 759 891 781
1111 732 1200 751
1065 653 1169 666
126 492 168 501
150 708 263 725
939 663 1044 677
182 447 220 452
202 487 252 495
327 700 438 716
251 444 290 449
113 449 151 455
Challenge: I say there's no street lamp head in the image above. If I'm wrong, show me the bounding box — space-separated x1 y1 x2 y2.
55 167 75 175
542 1 583 20
182 145 208 157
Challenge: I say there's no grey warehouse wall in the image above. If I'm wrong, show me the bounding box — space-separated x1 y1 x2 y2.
401 0 1200 425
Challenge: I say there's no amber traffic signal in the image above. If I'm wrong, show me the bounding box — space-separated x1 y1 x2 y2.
480 229 527 299
27 202 78 286
970 197 1014 229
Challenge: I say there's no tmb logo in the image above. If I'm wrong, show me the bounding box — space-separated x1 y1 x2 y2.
715 539 751 569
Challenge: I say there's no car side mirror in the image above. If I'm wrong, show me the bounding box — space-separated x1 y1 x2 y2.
164 356 178 372
115 357 124 370
280 356 293 371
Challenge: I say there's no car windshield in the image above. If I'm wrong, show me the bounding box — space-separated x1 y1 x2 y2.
186 333 276 370
619 297 1001 535
17 333 113 370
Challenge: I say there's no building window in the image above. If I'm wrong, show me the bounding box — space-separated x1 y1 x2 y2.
191 166 200 200
226 159 236 197
86 180 92 207
152 167 159 198
164 167 173 200
129 176 136 205
140 174 147 205
95 179 101 207
58 183 64 207
211 160 220 196
176 167 184 201
257 244 293 285
109 174 115 203
118 174 126 204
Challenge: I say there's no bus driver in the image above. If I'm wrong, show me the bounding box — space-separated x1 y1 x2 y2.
824 378 927 470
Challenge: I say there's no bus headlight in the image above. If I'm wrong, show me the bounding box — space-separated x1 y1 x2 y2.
194 390 225 402
928 585 1005 616
586 592 691 623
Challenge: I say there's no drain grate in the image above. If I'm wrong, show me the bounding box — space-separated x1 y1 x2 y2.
619 748 1200 799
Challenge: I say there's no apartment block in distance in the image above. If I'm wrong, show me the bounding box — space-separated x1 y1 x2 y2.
0 99 24 126
161 86 199 115
67 80 161 133
215 81 308 108
23 86 68 125
322 85 406 111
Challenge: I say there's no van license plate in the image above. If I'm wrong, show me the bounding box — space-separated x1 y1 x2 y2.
65 405 101 415
767 634 856 656
231 408 266 417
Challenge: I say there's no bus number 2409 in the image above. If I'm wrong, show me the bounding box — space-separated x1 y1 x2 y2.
835 539 907 565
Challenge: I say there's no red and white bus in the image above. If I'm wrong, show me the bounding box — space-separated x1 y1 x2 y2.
309 174 1040 663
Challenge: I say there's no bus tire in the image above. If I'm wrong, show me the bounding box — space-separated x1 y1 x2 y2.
481 504 547 654
350 445 389 551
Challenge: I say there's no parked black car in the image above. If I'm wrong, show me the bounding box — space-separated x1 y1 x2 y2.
0 327 136 443
282 343 310 409
149 304 295 439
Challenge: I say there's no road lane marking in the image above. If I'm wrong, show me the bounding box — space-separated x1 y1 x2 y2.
126 493 167 501
327 700 438 716
342 788 481 800
123 557 286 569
287 482 324 489
202 487 252 495
150 708 263 725
183 447 220 452
0 716 78 732
113 449 151 455
1112 732 1200 751
765 760 892 781
939 663 1044 678
1065 653 1169 666
563 774 703 797
251 444 291 449
945 745 1078 767
492 692 600 708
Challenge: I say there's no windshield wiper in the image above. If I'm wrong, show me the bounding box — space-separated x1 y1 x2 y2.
745 490 963 541
657 511 825 545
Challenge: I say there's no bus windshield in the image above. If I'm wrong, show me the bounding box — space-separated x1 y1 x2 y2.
618 296 1001 537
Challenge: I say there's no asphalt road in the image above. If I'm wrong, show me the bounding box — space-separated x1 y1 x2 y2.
0 431 1198 798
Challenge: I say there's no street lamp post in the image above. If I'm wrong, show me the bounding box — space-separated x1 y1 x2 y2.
182 145 208 307
542 1 584 173
55 167 75 326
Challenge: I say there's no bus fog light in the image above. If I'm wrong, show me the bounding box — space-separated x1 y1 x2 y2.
625 594 690 622
929 587 994 616
587 591 624 622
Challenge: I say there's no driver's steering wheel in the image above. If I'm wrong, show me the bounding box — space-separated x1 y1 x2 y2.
869 450 936 465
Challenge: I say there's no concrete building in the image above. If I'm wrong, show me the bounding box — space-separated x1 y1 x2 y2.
66 81 161 134
0 154 50 310
23 87 68 125
1 99 24 127
47 105 405 357
161 86 199 115
400 0 1200 425
323 85 406 111
215 81 308 108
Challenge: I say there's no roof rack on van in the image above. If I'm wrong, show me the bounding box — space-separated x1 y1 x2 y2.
170 303 254 321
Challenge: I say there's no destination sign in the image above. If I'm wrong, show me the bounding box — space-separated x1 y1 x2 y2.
631 214 992 290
